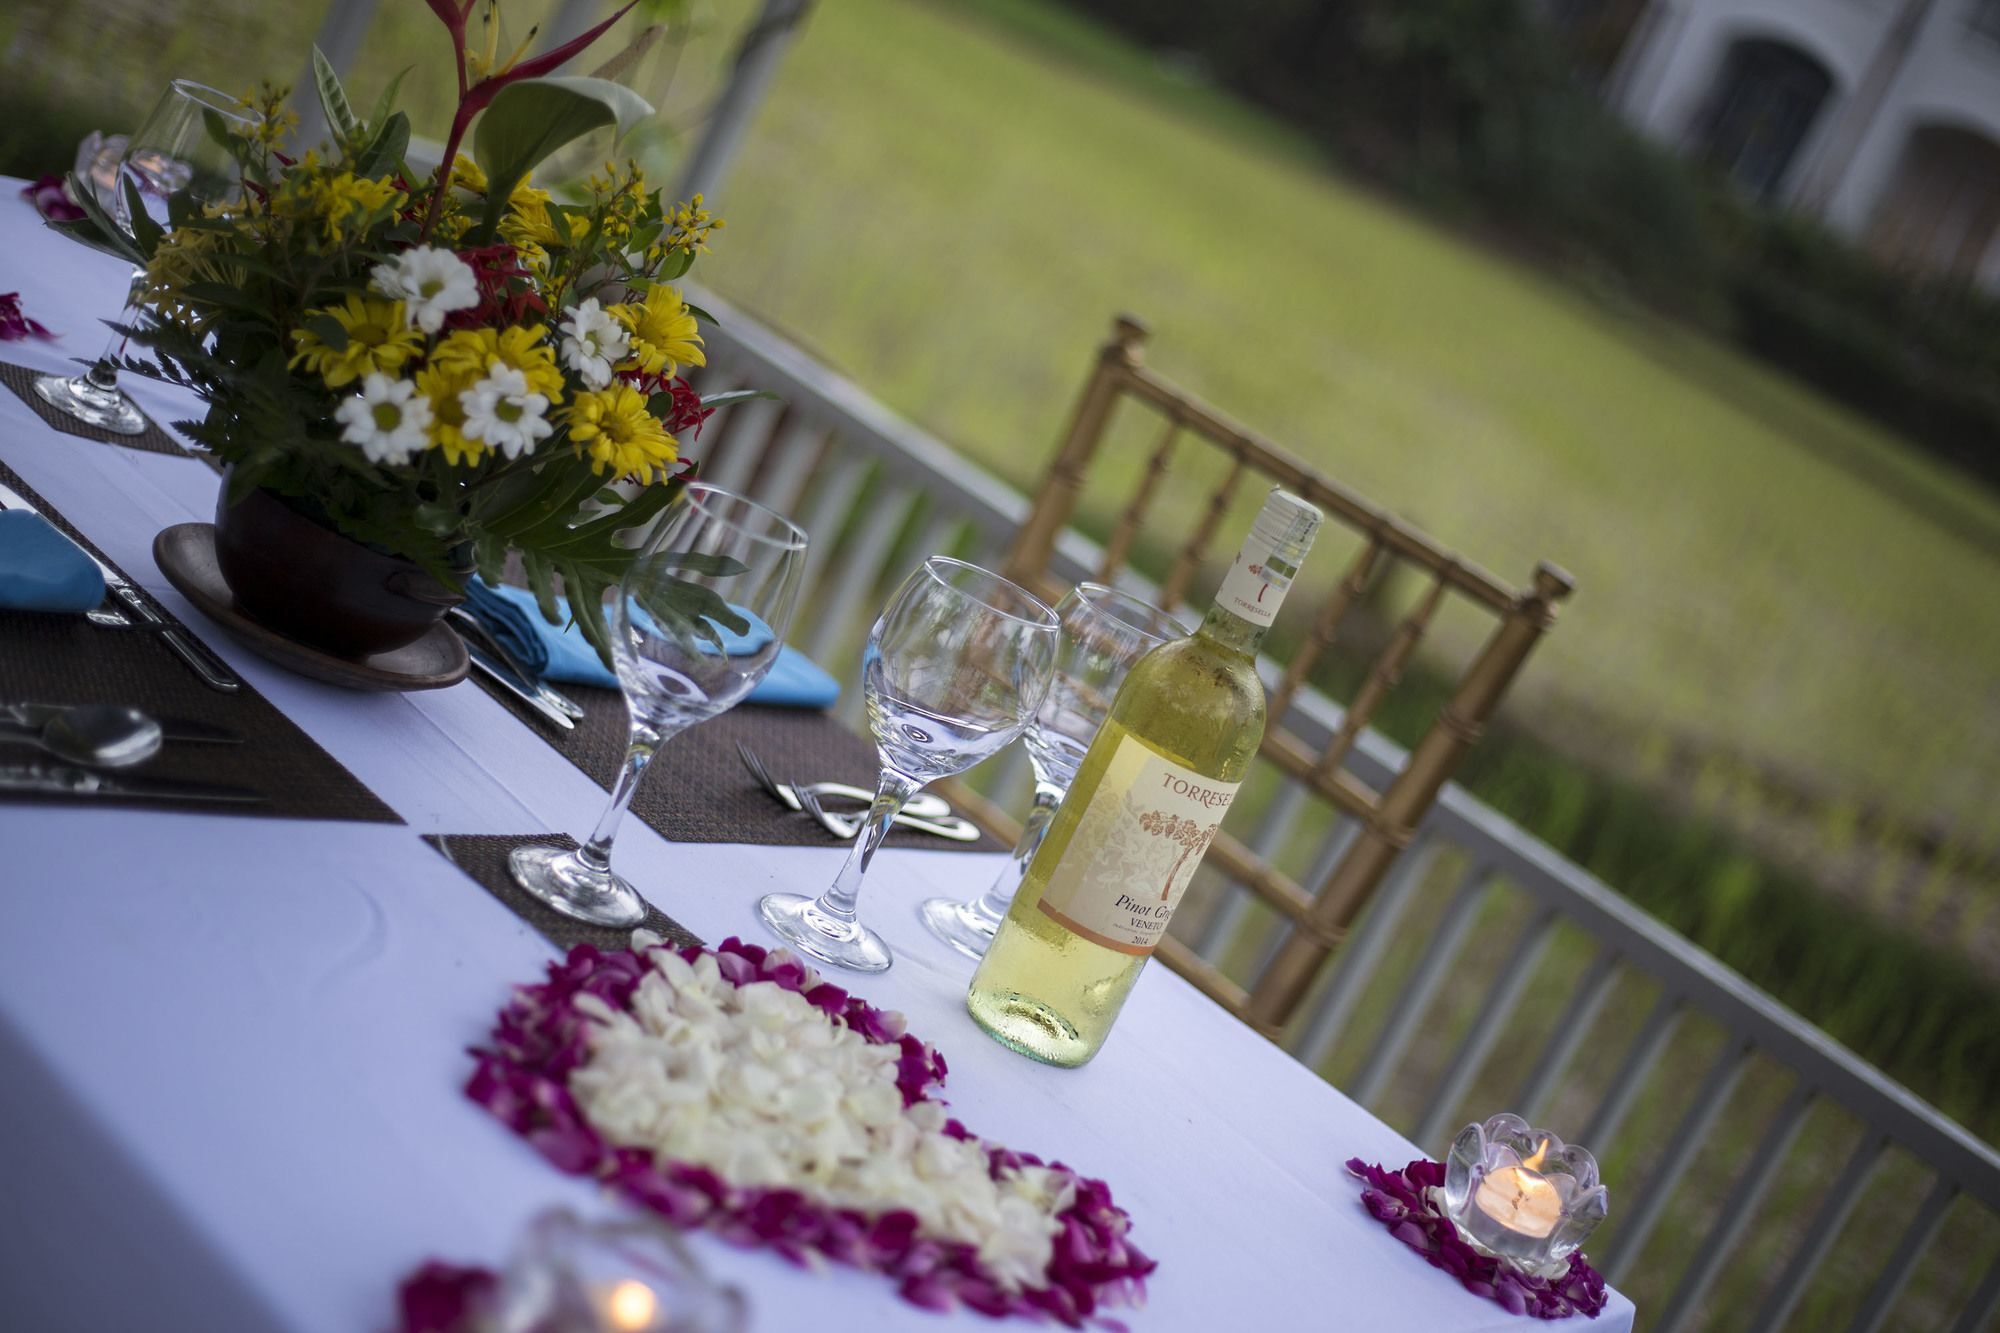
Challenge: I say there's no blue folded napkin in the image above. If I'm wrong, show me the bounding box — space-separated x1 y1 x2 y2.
0 511 105 612
461 578 839 710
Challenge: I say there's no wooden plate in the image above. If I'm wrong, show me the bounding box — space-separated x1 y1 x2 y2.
153 523 470 692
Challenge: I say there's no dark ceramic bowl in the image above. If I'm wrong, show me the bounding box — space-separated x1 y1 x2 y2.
212 481 466 659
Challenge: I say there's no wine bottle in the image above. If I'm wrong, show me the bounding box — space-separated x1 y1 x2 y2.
967 488 1322 1066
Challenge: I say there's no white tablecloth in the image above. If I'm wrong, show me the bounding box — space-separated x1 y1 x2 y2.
0 183 1633 1332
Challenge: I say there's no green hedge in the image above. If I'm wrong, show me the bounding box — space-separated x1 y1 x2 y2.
1051 0 2000 487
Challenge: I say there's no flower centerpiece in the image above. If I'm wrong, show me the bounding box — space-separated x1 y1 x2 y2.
453 933 1156 1326
63 0 756 663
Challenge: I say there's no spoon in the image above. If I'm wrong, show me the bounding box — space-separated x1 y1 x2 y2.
0 704 163 769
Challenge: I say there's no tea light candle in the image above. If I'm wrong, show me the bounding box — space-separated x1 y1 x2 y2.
1473 1140 1562 1239
601 1278 659 1331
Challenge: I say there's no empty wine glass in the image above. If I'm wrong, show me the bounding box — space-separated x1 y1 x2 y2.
918 582 1190 960
758 557 1059 972
37 79 260 435
511 484 809 926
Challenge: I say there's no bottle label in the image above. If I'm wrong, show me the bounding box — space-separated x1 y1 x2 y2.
1213 542 1298 628
1037 735 1242 955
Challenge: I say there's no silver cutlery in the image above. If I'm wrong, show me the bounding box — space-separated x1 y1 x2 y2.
448 608 587 721
0 760 265 804
735 741 953 819
465 642 576 731
0 704 161 768
0 701 241 745
0 480 242 694
791 775 982 844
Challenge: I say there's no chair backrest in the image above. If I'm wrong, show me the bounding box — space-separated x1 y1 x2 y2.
1000 314 1576 1038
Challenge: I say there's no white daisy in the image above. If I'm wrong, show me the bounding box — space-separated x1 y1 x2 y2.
557 296 631 389
369 246 480 334
459 364 552 460
334 373 433 466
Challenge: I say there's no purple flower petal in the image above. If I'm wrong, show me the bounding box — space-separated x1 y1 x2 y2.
436 937 1155 1328
1349 1156 1610 1320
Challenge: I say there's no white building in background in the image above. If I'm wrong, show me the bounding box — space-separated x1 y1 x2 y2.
1566 0 2000 287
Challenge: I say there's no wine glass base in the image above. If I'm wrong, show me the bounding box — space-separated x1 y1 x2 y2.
508 843 647 928
916 896 1001 962
757 893 893 973
34 372 147 435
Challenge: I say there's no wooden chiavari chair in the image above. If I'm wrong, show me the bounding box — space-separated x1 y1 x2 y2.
988 314 1575 1041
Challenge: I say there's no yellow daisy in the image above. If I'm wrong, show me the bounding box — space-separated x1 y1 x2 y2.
562 383 679 483
448 154 488 195
416 361 485 467
289 294 422 388
430 325 564 404
612 284 705 378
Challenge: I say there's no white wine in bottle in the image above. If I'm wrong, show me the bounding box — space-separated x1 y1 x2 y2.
967 488 1322 1066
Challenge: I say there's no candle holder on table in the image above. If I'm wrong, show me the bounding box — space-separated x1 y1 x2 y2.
1441 1113 1608 1280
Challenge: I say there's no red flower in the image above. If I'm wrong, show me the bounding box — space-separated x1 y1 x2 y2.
618 370 717 438
447 243 546 330
19 175 83 223
0 293 55 343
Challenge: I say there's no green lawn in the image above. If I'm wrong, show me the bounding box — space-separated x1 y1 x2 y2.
685 0 2000 854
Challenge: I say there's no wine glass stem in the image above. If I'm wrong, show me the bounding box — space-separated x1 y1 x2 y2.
975 780 1064 923
815 769 922 923
577 718 665 872
86 294 142 391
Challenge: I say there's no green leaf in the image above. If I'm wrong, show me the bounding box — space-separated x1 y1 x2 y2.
201 108 236 156
47 215 143 264
654 246 693 280
682 301 716 325
562 566 617 666
354 111 411 180
473 76 654 230
414 500 463 536
312 45 360 147
522 550 561 626
303 313 349 351
368 66 413 137
655 551 749 577
692 388 778 411
120 176 163 258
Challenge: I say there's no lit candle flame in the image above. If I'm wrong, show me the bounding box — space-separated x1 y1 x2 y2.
1520 1136 1550 1173
604 1279 658 1331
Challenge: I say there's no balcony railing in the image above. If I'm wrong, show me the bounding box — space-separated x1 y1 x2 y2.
681 287 2000 1333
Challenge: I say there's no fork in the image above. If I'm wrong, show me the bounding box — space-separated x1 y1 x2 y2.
735 741 953 820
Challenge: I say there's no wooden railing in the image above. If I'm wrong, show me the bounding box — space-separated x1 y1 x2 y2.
680 288 2000 1333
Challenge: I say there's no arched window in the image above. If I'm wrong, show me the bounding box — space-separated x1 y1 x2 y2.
1694 37 1835 202
1869 124 2000 283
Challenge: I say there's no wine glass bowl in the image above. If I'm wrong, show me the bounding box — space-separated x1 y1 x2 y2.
918 582 1189 960
37 79 262 436
758 557 1059 973
509 484 808 927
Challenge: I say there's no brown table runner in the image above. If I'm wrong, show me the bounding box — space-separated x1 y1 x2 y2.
0 460 399 821
2 358 196 460
425 833 704 954
471 676 1007 852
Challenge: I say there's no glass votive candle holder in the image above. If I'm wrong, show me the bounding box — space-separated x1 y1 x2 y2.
1441 1113 1609 1279
488 1207 747 1333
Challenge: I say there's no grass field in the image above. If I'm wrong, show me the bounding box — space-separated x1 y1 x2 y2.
688 0 2000 841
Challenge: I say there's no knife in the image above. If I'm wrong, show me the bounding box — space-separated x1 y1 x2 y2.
0 760 265 804
447 609 587 721
0 481 242 695
0 702 242 745
466 644 576 731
